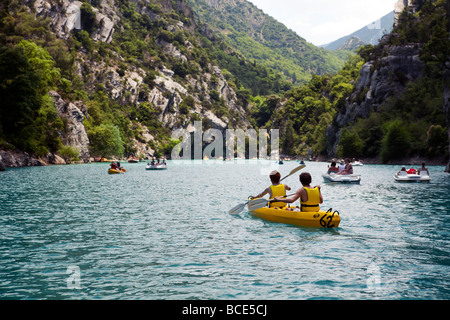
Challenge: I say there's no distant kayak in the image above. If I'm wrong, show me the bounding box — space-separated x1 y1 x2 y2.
248 205 341 228
322 173 361 184
108 168 125 174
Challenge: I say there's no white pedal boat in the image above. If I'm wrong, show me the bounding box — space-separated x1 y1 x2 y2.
146 163 167 170
322 173 361 184
394 172 430 182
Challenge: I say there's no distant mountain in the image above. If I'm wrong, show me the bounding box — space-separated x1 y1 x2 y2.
186 0 348 84
336 36 367 51
322 11 394 51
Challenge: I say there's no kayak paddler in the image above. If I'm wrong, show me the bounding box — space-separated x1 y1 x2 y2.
252 170 291 209
275 172 323 212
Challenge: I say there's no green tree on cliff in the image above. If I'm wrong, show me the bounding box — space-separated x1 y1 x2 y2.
88 124 124 159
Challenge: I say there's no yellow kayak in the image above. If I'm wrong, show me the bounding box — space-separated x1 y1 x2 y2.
248 205 341 228
108 168 125 174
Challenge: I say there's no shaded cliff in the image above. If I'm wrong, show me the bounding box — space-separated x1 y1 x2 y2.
326 0 449 167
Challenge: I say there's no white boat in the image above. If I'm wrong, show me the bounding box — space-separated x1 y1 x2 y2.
146 163 167 170
322 173 361 184
394 171 430 182
351 161 363 166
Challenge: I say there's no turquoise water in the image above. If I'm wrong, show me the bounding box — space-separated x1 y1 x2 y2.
0 160 449 300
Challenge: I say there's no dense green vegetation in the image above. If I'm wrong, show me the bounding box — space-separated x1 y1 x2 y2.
0 0 448 164
187 0 350 85
0 0 300 160
0 39 64 156
251 55 364 157
335 0 449 162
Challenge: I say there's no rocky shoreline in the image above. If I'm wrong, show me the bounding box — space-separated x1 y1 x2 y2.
1 148 448 172
0 149 78 171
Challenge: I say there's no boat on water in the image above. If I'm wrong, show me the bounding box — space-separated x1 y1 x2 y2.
127 158 139 163
108 168 125 174
322 173 361 184
248 205 341 228
394 172 431 182
146 163 167 170
351 161 363 166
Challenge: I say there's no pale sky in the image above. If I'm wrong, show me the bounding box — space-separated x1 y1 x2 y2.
248 0 398 46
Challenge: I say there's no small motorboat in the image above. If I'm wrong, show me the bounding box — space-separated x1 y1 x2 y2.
322 173 361 184
146 163 167 170
127 158 139 163
394 172 431 182
351 161 363 166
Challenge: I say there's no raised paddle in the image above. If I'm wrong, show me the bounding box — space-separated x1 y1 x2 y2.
228 164 306 215
280 164 305 182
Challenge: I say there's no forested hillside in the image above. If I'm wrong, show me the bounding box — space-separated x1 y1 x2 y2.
186 0 350 87
0 0 288 164
0 0 448 169
249 0 448 165
326 0 449 164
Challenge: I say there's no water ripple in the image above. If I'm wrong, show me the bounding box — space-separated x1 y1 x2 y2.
0 161 449 299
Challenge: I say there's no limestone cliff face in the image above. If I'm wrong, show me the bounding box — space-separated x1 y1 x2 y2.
327 0 448 165
326 39 424 158
2 0 251 166
339 43 423 127
32 0 117 43
50 91 90 161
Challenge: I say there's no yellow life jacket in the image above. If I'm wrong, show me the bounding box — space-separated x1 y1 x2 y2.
269 184 287 208
300 187 320 212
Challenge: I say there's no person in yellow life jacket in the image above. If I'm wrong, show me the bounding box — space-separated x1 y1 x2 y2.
252 171 291 208
274 172 323 212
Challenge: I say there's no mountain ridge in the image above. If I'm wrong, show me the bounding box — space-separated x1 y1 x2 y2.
186 0 349 84
322 10 394 50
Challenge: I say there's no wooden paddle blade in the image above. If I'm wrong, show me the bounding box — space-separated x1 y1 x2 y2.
280 164 306 181
288 164 306 175
247 198 269 211
228 203 246 215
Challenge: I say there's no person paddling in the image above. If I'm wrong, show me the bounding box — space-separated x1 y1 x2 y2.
252 170 291 209
275 172 323 212
110 161 118 170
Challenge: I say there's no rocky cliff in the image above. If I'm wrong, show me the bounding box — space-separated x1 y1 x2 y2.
326 39 425 158
326 0 449 168
33 0 250 129
0 0 252 168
